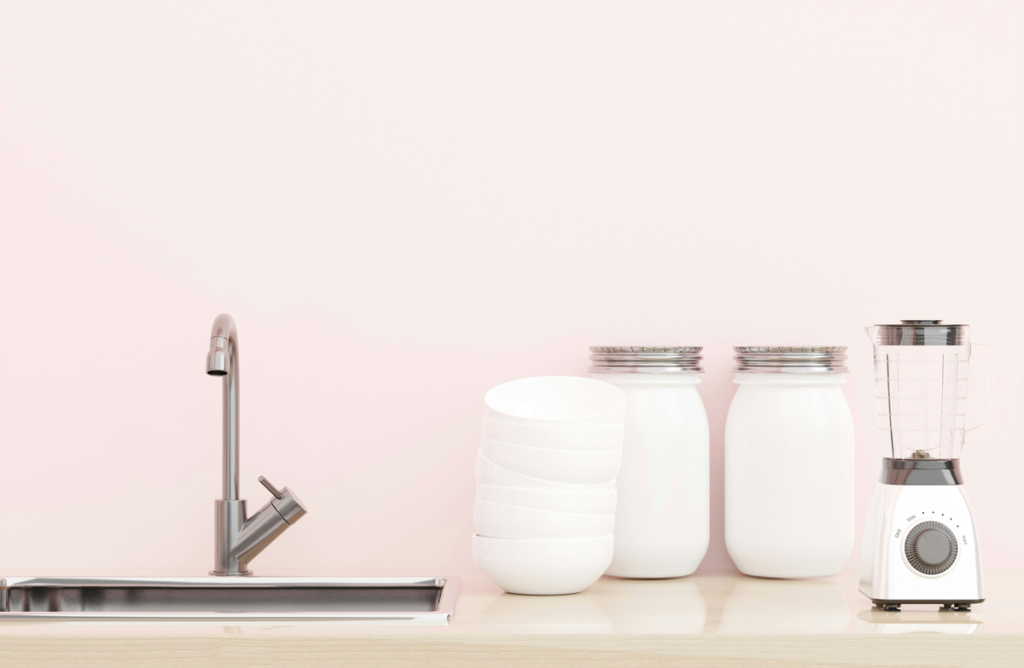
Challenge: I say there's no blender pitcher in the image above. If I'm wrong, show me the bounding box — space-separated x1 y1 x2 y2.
866 320 1000 461
859 319 1000 611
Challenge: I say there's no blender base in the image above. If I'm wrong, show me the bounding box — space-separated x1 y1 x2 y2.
859 479 984 610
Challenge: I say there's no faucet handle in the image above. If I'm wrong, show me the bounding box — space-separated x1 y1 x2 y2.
258 475 284 500
256 475 307 524
230 477 308 566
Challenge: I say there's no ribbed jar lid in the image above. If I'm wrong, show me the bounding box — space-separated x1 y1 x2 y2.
589 346 704 374
733 346 849 374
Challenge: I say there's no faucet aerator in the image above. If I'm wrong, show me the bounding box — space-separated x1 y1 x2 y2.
206 349 229 375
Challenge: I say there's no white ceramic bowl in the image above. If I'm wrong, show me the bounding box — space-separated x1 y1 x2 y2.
473 534 614 595
481 437 622 485
482 419 624 451
476 451 616 490
484 376 625 426
474 499 614 539
476 483 617 515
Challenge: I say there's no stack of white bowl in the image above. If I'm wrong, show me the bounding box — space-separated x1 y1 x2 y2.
473 376 626 595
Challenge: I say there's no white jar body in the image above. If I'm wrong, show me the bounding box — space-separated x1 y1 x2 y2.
724 374 855 578
591 373 710 578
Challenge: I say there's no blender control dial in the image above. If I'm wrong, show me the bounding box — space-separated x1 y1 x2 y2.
905 521 958 575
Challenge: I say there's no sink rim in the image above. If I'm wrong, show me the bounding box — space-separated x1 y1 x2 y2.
0 576 459 623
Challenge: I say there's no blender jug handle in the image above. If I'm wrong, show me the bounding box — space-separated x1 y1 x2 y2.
965 343 1003 444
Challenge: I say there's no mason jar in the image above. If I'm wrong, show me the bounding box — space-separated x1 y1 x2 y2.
725 346 854 578
589 346 709 578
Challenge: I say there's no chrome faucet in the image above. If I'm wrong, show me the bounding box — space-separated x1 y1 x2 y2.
206 313 307 576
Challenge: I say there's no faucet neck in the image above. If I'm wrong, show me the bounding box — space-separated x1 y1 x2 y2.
209 314 240 501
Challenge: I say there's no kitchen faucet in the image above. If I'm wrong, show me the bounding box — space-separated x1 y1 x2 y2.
206 313 307 576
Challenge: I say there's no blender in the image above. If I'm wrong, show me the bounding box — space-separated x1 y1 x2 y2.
860 320 1000 610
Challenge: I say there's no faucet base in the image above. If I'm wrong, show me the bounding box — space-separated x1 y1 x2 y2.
209 571 253 576
213 499 251 576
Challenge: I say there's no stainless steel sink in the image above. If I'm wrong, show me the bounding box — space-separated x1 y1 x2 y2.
1 318 461 625
0 576 459 623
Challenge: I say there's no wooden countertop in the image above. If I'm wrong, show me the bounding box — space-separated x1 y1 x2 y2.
1 569 1021 667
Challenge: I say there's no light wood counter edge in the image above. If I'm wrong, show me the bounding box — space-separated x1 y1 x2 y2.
2 633 1023 668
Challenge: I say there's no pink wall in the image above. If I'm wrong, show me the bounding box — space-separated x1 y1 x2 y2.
1 2 1021 575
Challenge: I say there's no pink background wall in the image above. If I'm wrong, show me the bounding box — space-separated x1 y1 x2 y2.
1 1 1021 575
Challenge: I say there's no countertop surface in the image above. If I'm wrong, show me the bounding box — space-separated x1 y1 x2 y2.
1 568 1021 667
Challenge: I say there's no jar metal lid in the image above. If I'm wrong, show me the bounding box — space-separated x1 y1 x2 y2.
589 346 704 374
733 346 849 374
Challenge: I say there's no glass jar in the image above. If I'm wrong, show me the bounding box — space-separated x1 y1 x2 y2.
589 346 709 578
725 347 854 578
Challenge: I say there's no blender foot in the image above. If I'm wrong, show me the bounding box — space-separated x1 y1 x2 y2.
878 603 901 611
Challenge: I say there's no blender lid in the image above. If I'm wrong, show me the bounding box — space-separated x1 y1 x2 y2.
870 320 969 346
